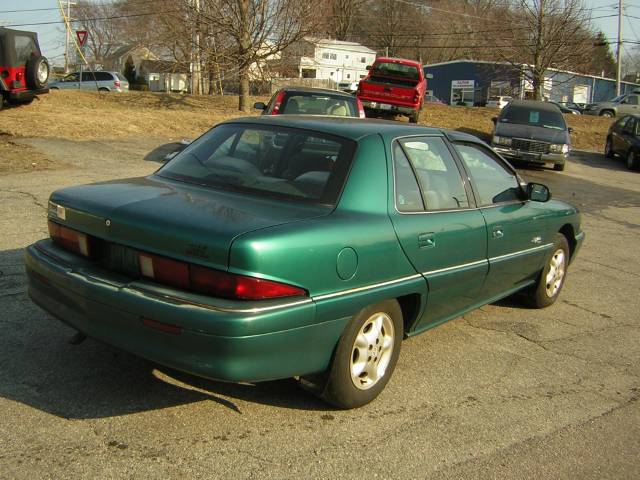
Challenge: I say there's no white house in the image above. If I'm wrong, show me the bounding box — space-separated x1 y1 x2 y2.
295 38 376 84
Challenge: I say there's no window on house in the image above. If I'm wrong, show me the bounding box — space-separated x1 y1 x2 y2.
346 55 349 59
346 74 351 79
322 52 330 59
360 57 366 63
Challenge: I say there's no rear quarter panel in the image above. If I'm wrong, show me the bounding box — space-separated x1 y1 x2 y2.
228 134 421 322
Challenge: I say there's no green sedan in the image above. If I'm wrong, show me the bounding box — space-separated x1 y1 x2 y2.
24 116 584 409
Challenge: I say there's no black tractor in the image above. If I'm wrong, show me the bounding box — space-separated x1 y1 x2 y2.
0 27 50 110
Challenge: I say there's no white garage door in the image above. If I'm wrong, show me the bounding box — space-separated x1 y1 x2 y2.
573 85 590 104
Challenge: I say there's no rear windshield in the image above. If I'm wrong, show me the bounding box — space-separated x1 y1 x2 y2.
157 123 356 205
499 105 566 130
371 61 419 81
281 92 357 116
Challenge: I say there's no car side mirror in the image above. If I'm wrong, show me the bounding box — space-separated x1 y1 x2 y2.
568 127 573 133
253 102 266 110
526 183 551 202
365 65 371 70
425 73 433 79
491 117 497 125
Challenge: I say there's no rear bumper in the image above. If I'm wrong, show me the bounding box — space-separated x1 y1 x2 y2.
24 240 348 382
6 87 49 100
360 99 418 115
493 146 568 166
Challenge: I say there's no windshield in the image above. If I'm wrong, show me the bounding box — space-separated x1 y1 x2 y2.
157 123 356 205
371 61 419 80
499 105 567 130
609 94 625 103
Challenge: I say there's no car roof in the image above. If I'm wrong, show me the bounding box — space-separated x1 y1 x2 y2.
222 115 482 143
276 87 354 97
505 99 562 112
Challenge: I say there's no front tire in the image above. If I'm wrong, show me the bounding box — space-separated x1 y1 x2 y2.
605 137 615 158
627 150 639 171
600 110 614 118
553 162 565 171
525 233 569 308
303 300 403 409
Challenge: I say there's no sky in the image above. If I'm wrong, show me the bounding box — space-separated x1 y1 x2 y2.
1 0 639 68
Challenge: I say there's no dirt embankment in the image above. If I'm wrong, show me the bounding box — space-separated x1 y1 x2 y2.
0 90 614 153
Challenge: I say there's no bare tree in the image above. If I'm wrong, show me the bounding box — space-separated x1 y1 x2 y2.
193 0 316 111
496 0 592 99
74 0 121 67
327 0 365 40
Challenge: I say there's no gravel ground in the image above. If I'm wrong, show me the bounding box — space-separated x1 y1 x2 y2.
0 138 638 479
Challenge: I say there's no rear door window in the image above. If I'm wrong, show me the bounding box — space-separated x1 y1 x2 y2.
395 137 470 211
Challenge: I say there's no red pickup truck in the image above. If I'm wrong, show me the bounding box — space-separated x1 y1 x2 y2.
357 57 428 123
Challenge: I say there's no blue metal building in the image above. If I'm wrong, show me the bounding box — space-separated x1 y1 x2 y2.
423 60 640 106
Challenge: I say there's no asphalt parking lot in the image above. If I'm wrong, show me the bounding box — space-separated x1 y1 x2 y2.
0 139 638 479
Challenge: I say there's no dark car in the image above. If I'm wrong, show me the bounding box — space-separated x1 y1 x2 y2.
605 114 640 170
549 101 581 115
0 27 50 110
254 87 365 118
491 100 572 171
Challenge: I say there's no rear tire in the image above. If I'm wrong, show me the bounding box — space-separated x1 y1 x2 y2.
524 233 569 308
409 110 419 123
300 300 403 409
98 87 109 93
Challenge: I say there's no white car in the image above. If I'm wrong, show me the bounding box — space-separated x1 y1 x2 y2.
338 81 359 93
486 95 512 109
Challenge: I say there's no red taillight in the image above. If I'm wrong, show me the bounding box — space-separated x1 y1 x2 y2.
414 91 420 103
139 252 307 300
139 252 190 290
48 221 92 257
356 97 366 118
114 80 121 88
271 90 286 115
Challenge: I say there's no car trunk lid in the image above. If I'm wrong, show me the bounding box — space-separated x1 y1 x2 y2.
49 175 331 271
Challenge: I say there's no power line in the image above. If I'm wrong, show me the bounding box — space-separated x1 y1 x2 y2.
2 9 180 28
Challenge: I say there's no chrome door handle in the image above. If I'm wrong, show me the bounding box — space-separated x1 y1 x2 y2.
492 228 504 239
418 233 436 248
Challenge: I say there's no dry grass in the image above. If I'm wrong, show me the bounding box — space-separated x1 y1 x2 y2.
0 90 268 140
0 138 69 175
420 103 614 153
0 90 614 152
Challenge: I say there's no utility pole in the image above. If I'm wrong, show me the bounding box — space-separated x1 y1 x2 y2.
63 0 76 73
617 0 623 96
191 0 202 95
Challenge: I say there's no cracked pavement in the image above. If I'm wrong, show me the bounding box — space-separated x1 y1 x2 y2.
0 141 638 479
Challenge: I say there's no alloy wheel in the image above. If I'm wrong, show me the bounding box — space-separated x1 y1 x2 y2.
350 312 395 390
37 62 49 84
545 248 566 297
